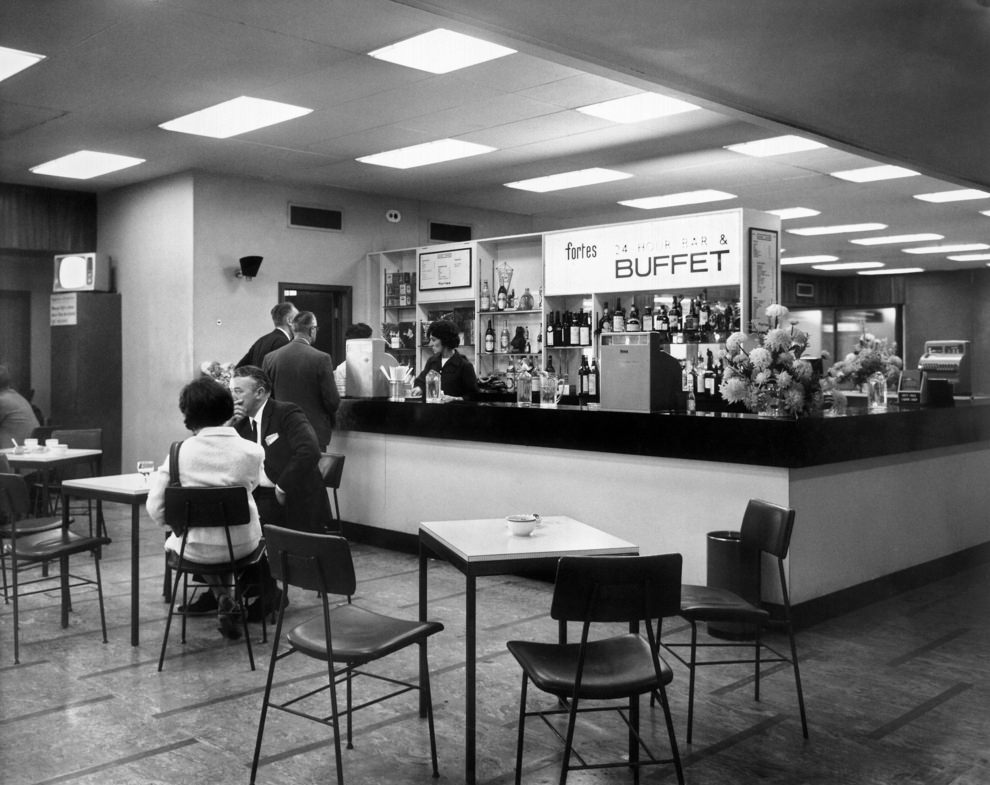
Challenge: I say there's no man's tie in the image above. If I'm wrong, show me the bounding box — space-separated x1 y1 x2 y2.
250 418 259 444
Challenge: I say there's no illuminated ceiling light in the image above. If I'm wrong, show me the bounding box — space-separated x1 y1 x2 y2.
0 45 45 83
357 138 496 169
850 233 944 245
980 210 990 217
505 167 632 192
367 29 515 74
160 96 313 138
787 222 886 236
948 253 990 261
903 243 990 254
577 92 699 123
765 207 821 220
724 135 827 157
618 189 736 210
30 150 145 179
913 189 990 203
812 261 884 271
858 268 925 275
829 165 919 182
780 255 839 265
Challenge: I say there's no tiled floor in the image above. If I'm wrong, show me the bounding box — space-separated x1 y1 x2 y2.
2 503 990 785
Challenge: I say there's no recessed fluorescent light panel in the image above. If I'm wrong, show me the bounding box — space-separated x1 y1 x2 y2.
357 138 496 169
787 223 886 236
780 255 839 265
505 167 632 193
812 261 884 271
859 268 925 275
948 253 990 262
830 165 919 182
619 189 735 210
850 233 943 245
903 243 990 254
0 46 45 82
724 135 827 157
367 28 515 74
30 150 145 180
577 92 699 123
159 96 313 138
913 189 990 203
766 207 821 220
981 210 990 217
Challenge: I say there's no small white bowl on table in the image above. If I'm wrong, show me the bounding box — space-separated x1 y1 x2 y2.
506 514 540 537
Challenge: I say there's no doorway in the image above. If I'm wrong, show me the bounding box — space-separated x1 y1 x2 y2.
278 282 352 365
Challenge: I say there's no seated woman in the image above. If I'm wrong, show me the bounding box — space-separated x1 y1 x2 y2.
146 377 264 640
411 319 479 401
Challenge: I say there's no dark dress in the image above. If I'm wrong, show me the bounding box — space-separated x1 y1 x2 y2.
413 350 478 399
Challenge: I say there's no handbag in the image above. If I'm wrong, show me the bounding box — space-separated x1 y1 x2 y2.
164 440 185 536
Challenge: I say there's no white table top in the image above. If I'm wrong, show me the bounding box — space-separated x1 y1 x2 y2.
419 515 638 563
62 472 149 497
2 447 102 464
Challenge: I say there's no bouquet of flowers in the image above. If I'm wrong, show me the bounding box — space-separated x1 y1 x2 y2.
199 360 235 387
719 304 829 417
828 333 903 387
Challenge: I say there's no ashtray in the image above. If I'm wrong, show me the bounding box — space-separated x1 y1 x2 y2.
506 514 539 536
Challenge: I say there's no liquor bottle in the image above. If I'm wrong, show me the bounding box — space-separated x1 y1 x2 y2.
657 305 669 334
699 292 711 335
545 314 555 347
508 288 516 309
687 388 697 413
569 311 581 346
578 355 590 396
589 358 600 400
556 311 566 347
599 302 611 334
669 297 681 334
497 282 507 311
484 319 495 353
499 323 510 352
612 298 625 333
627 300 640 331
545 354 556 374
579 311 591 346
480 280 491 311
642 305 654 333
684 296 699 336
524 326 532 354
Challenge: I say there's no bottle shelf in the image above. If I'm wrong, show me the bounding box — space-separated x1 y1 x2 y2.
479 308 542 316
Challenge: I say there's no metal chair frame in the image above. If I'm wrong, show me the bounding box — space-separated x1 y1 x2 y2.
318 452 345 532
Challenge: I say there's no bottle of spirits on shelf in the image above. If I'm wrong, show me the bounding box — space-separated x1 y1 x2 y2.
508 289 516 309
578 354 589 396
555 311 566 347
684 296 698 338
699 291 711 340
519 287 535 310
484 319 495 353
669 297 682 335
599 302 611 334
612 298 625 333
480 280 491 312
524 326 532 353
497 282 507 311
499 323 510 353
569 311 581 346
545 354 556 375
589 357 600 401
687 387 697 413
642 304 654 333
579 311 591 346
657 305 669 335
626 300 640 331
545 314 555 347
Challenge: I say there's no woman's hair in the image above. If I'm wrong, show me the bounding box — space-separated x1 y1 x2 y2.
179 377 234 432
427 319 460 349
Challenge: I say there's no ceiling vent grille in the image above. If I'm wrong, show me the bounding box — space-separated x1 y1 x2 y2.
429 221 472 243
288 203 342 232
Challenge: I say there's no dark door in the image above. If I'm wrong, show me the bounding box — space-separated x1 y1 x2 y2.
278 282 352 366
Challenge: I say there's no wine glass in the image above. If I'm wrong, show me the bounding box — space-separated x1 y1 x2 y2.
136 460 154 483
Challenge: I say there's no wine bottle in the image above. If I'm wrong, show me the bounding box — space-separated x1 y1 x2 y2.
569 311 581 346
484 319 495 353
578 355 589 396
642 305 654 333
627 300 640 332
508 288 516 309
687 388 697 413
499 323 510 352
600 302 611 334
579 311 591 346
545 314 555 347
545 354 556 374
612 297 625 333
657 305 669 333
555 311 565 347
669 297 681 333
480 280 491 311
524 326 532 353
497 282 507 311
589 358 599 400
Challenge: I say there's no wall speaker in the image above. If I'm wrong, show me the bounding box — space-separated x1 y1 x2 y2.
238 255 263 279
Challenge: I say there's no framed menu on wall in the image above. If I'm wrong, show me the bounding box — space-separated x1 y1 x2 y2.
419 247 472 291
748 228 778 331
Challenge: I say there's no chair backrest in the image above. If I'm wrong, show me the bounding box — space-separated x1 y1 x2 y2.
0 454 10 473
740 498 795 560
265 525 357 597
51 428 103 450
550 553 682 624
0 473 32 520
318 453 345 489
163 486 251 532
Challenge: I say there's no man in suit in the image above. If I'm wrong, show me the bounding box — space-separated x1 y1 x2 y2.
262 310 339 449
236 302 298 369
227 365 330 533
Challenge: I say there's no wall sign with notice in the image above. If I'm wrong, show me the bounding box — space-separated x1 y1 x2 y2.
748 228 779 331
419 247 472 291
50 292 78 326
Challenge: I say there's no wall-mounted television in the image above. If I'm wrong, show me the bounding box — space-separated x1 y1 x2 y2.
53 253 111 292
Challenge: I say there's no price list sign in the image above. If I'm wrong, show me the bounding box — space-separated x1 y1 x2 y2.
748 228 779 331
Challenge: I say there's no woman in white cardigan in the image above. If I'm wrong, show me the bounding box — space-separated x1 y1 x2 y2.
147 376 264 639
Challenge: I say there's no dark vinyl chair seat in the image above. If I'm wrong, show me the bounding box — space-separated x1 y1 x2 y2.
679 584 771 624
288 604 442 662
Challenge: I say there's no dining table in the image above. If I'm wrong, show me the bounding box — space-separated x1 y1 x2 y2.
60 473 150 646
2 446 103 516
418 515 638 785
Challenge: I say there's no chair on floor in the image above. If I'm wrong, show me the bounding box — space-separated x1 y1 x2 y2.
660 498 808 743
37 428 104 536
318 453 345 532
0 473 111 664
158 485 267 671
250 526 444 785
506 553 685 785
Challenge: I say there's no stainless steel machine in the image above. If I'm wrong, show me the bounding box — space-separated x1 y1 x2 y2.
345 338 398 397
599 332 682 412
918 339 971 396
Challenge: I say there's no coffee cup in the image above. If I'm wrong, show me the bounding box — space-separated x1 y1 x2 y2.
45 438 60 447
24 438 38 449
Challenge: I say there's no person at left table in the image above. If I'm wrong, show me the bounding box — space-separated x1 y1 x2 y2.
0 364 40 448
410 319 478 401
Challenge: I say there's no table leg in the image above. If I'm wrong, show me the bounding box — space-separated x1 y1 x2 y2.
61 492 71 623
418 543 428 718
466 573 476 785
131 502 140 646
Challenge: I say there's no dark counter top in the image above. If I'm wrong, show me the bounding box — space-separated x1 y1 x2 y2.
336 398 990 469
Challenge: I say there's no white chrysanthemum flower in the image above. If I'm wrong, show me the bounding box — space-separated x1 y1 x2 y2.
764 328 790 352
725 332 747 353
750 347 772 369
721 377 749 403
777 370 793 389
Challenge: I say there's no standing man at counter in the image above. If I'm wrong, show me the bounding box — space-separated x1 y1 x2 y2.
262 310 339 449
237 302 298 369
411 320 478 401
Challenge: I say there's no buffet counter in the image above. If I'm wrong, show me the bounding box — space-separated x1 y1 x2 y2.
334 399 990 625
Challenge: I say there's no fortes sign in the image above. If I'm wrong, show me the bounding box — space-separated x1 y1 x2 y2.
544 211 743 296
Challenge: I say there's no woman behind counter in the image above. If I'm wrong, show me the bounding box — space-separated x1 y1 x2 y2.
411 319 479 401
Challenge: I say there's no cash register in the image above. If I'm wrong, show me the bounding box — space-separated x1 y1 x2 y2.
918 339 971 396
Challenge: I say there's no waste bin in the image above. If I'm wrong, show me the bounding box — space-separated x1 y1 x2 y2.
706 530 761 639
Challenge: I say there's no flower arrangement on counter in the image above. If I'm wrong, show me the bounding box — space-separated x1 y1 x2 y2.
199 360 235 387
719 304 829 417
828 333 903 387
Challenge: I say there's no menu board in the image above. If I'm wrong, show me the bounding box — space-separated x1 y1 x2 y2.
419 247 472 291
748 228 778 331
